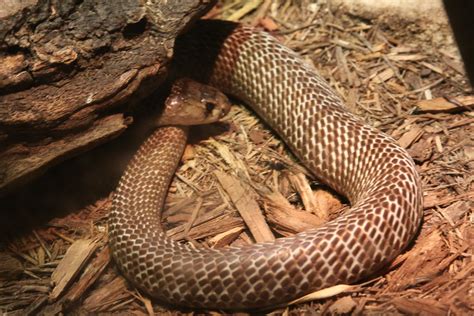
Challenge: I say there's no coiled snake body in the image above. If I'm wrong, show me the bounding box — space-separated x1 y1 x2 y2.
109 20 423 309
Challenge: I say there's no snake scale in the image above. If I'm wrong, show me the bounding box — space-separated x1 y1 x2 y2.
108 20 423 309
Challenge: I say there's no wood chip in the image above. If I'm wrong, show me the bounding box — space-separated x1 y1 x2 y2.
328 296 358 314
62 246 110 305
312 189 342 217
49 239 99 302
386 229 461 292
215 171 275 242
397 125 424 149
287 172 328 219
391 298 448 315
207 226 245 248
416 95 474 113
259 16 279 31
82 276 131 312
263 191 325 236
420 61 444 74
423 190 474 209
407 138 433 163
370 67 395 84
227 0 263 21
167 212 245 241
388 54 426 61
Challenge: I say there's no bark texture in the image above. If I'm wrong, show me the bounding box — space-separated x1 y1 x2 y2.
0 0 215 196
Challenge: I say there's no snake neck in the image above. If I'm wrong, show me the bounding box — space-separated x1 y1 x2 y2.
174 20 422 207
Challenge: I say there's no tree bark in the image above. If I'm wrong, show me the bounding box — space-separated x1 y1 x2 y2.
0 0 216 196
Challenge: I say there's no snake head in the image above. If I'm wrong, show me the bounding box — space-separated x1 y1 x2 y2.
157 78 231 126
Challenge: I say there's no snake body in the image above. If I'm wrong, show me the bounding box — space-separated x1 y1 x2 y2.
109 20 423 309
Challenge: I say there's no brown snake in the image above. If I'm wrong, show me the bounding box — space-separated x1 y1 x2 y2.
108 20 423 309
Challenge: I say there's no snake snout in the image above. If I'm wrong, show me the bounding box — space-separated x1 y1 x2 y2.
200 86 231 121
201 95 231 121
157 78 230 126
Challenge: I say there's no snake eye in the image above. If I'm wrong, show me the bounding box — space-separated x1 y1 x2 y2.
205 102 215 114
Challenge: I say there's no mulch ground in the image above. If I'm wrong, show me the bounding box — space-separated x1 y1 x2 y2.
1 1 472 315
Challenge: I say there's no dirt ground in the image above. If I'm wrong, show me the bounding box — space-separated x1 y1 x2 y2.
1 1 472 315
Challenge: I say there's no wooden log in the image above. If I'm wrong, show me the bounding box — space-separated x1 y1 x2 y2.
0 0 216 196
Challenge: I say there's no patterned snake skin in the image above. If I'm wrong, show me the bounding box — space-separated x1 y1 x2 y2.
109 20 423 309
